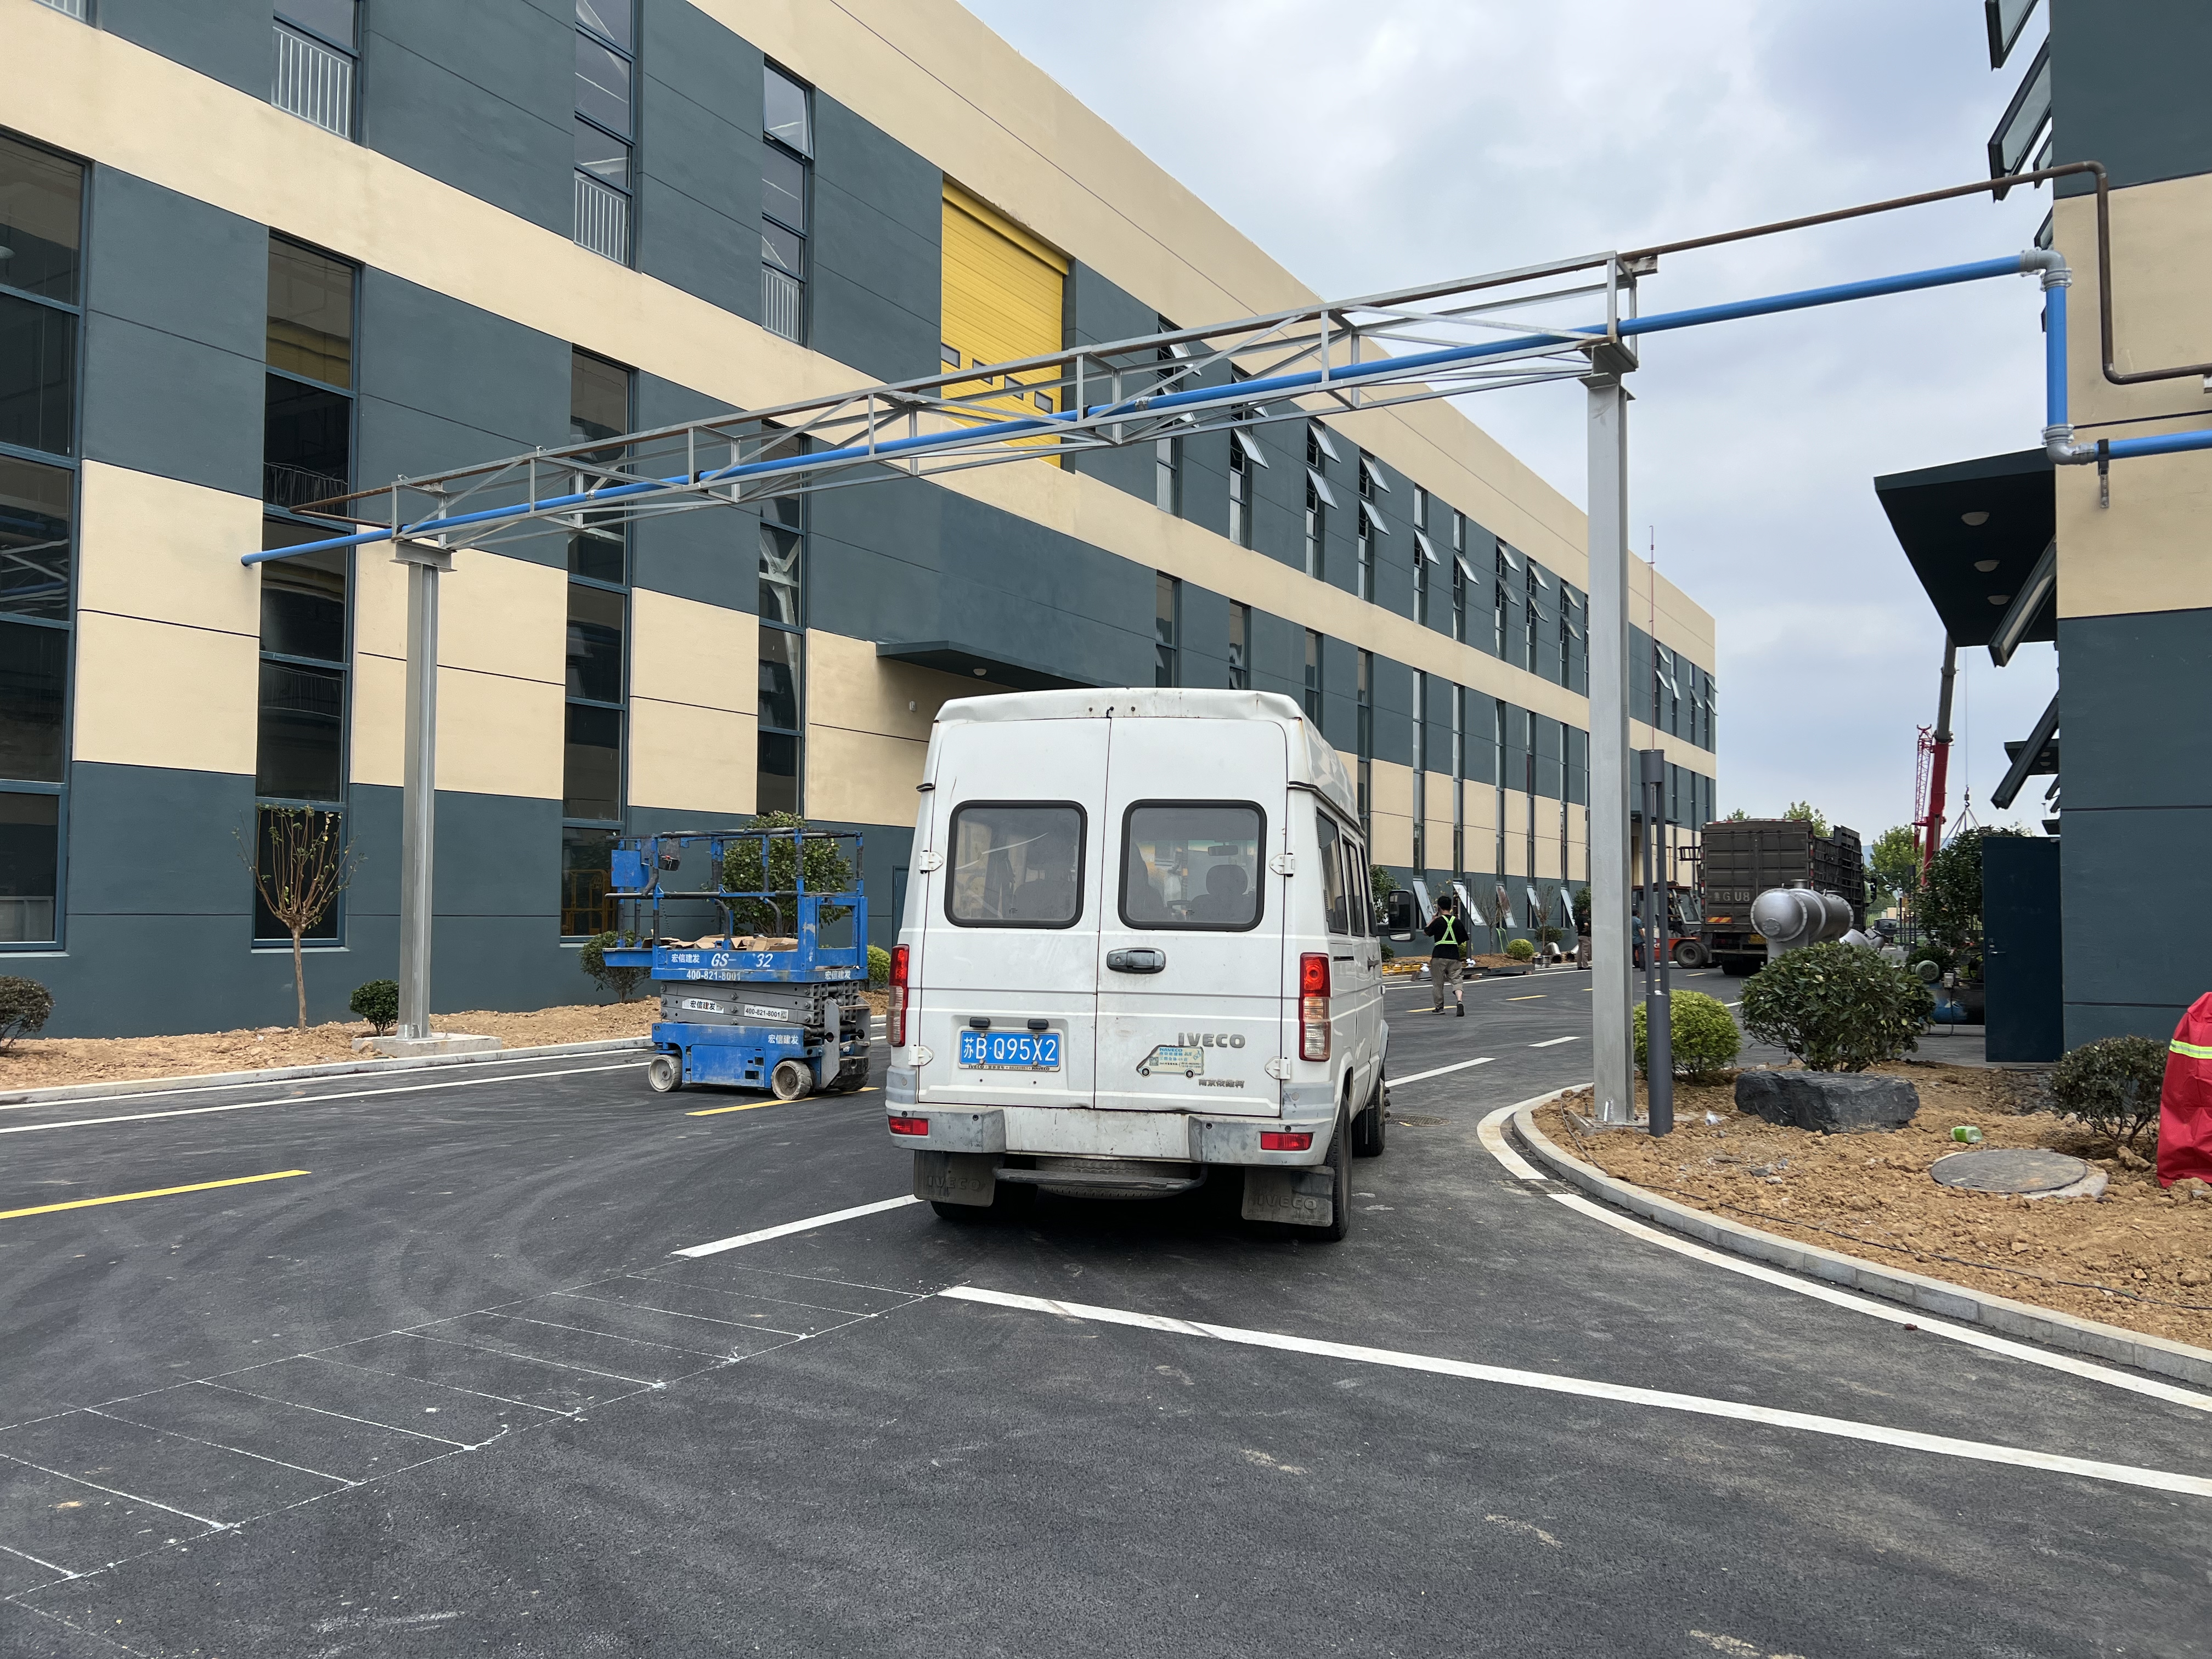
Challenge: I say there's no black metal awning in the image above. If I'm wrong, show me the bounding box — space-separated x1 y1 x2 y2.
1873 448 2055 651
874 639 1098 693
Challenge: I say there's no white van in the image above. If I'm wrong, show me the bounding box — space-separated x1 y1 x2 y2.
883 688 1389 1240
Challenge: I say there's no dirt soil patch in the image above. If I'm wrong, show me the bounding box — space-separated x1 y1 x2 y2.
0 988 889 1093
1535 1063 2212 1353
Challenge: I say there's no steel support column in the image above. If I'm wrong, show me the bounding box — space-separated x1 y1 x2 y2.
394 542 450 1039
1586 375 1635 1125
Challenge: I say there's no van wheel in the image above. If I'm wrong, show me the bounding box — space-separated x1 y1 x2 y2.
769 1059 813 1101
646 1054 682 1093
1300 1108 1352 1243
932 1184 1034 1224
1352 1081 1386 1158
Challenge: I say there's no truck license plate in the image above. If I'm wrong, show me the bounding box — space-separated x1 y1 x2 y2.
957 1029 1062 1070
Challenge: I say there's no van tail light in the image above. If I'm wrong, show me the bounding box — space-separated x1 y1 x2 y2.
888 1115 929 1137
1299 952 1330 1062
889 944 911 1047
1260 1131 1312 1152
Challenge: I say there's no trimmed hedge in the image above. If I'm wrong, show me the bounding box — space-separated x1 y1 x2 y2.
1740 942 1932 1073
2052 1034 2165 1152
349 979 399 1035
0 976 53 1053
1634 990 1742 1081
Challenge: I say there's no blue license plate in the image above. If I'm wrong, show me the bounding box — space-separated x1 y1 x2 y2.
957 1029 1062 1070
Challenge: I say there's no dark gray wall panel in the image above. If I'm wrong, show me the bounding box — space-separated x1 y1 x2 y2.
2062 803 2212 1046
80 172 267 494
1246 607 1299 706
362 0 573 238
808 95 939 384
636 4 756 320
98 0 271 97
629 374 752 609
1370 656 1413 766
1176 582 1229 689
2058 610 2212 809
2051 0 2212 194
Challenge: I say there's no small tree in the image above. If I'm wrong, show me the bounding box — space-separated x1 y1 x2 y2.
580 932 649 1002
1865 824 1923 917
722 811 855 934
1483 882 1514 953
1921 826 2025 972
0 975 54 1054
1782 800 1831 839
1740 941 1933 1073
238 808 360 1030
349 979 399 1035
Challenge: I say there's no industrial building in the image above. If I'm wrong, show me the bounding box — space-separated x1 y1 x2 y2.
0 0 1718 1035
1881 0 2211 1051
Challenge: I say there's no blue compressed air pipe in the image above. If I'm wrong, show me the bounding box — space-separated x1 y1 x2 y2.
2046 275 2069 430
238 252 2056 566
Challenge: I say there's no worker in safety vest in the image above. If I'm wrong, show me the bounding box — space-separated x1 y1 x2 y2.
1426 893 1467 1017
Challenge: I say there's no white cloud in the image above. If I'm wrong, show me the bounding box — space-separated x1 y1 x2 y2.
961 0 2062 839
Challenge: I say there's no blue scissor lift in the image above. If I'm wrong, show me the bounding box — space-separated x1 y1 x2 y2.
603 828 871 1100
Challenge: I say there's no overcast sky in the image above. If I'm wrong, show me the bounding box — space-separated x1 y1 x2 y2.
960 0 2059 844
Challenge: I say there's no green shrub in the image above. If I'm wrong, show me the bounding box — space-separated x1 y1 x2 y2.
1635 990 1742 1082
867 944 893 988
581 932 649 1003
723 812 855 933
0 976 54 1053
1920 826 2025 966
2051 1035 2165 1152
1505 938 1536 962
348 979 399 1035
1740 941 1933 1073
1379 939 1395 962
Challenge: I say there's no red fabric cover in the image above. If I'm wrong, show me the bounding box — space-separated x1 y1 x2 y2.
2157 992 2212 1187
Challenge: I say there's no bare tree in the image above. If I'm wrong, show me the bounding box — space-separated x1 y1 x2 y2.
238 809 362 1029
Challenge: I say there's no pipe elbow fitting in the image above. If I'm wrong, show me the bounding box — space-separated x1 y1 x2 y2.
2020 248 2072 287
2043 424 2094 464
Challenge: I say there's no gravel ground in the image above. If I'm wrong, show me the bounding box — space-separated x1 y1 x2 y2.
1539 1063 2212 1352
0 989 890 1091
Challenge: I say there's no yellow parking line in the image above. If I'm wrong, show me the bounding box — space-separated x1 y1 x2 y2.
1 1169 310 1221
1504 994 1547 1001
686 1087 877 1118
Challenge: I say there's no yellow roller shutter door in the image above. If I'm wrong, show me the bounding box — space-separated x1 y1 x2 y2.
942 182 1067 462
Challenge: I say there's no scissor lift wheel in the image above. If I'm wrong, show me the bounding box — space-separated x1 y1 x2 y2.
770 1058 814 1101
647 1053 683 1093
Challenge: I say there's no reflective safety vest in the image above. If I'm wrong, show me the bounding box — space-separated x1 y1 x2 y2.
1432 915 1462 954
2159 991 2212 1188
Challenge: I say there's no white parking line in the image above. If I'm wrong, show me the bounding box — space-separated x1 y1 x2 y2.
1528 1035 1582 1048
672 1195 922 1259
0 1063 650 1136
938 1286 2212 1498
1391 1057 1494 1086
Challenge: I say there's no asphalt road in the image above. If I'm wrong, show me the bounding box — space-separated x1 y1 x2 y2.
3 967 2208 1658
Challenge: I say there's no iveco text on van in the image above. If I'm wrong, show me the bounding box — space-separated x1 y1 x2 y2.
883 689 1389 1240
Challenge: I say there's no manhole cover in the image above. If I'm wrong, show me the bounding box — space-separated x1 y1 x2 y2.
1929 1147 2094 1195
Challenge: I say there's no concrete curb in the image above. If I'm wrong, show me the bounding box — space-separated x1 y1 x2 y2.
0 1037 652 1109
1511 1104 2212 1391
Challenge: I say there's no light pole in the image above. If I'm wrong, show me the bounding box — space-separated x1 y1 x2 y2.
393 539 452 1041
1585 370 1635 1126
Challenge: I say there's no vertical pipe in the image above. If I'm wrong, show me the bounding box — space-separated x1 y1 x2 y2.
1925 635 1958 871
2044 278 2068 432
396 554 441 1040
1586 377 1635 1125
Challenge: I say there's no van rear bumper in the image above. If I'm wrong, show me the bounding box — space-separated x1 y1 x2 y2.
883 1096 1338 1166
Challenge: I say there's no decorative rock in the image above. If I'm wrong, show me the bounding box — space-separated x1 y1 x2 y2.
1734 1068 1919 1134
1928 1147 2107 1201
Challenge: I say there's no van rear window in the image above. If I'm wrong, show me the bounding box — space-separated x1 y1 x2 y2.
945 803 1085 927
1120 803 1265 931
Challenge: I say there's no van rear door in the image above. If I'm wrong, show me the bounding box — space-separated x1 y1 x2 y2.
1092 719 1284 1118
912 719 1107 1112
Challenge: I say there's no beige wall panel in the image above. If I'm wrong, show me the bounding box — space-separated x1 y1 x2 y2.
1367 810 1413 868
9 0 1715 709
2055 427 2212 618
351 544 408 663
1369 759 1413 823
435 669 562 799
1464 782 1498 836
632 589 755 713
75 462 261 636
807 629 983 744
805 723 930 828
438 549 566 682
350 649 405 787
72 612 258 775
629 698 755 815
2055 184 2212 431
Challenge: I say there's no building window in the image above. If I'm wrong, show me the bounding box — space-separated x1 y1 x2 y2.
1154 572 1179 687
761 64 811 342
264 235 354 511
1303 629 1322 724
574 0 635 265
1227 602 1249 691
253 518 350 943
1450 512 1468 644
758 492 805 814
1411 672 1426 873
1450 684 1465 877
1356 505 1380 602
562 348 631 936
0 133 81 950
1304 422 1338 579
273 2 358 140
1413 533 1429 627
1355 650 1373 836
1227 434 1256 549
1154 437 1180 514
33 0 88 16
